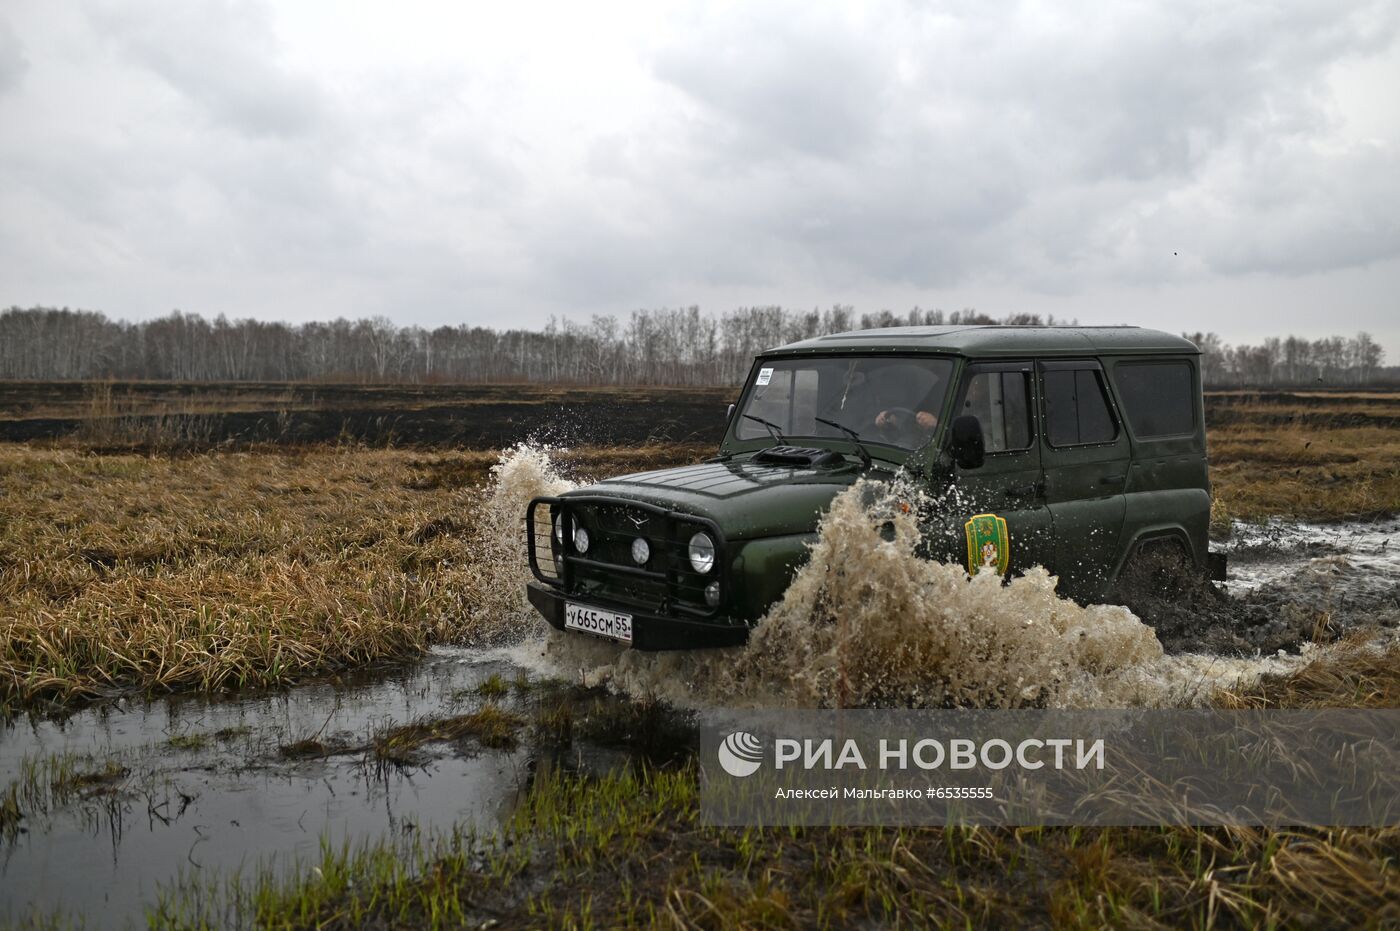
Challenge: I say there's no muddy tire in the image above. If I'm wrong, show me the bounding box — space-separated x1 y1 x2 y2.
1106 538 1226 624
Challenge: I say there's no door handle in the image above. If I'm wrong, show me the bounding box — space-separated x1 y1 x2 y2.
1004 482 1042 499
1099 475 1126 487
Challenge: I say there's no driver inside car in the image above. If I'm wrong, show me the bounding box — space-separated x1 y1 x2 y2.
875 406 938 431
819 361 944 446
874 371 944 436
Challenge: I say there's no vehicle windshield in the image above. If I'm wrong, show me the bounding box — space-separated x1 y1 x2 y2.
734 355 955 452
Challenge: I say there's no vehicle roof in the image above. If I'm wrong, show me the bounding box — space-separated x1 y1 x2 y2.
762 325 1199 358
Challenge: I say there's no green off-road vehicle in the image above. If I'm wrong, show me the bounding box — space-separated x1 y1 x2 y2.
526 326 1222 649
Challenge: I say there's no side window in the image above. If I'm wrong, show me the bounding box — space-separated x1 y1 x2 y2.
961 371 1031 452
1043 367 1117 446
1076 370 1115 443
1114 361 1195 438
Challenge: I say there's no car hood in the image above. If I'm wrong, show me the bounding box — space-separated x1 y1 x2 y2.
563 456 881 540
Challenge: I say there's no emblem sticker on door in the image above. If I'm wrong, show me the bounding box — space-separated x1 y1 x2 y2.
964 513 1010 576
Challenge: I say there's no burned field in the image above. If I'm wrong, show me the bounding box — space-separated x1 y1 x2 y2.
1 384 1398 928
0 380 736 449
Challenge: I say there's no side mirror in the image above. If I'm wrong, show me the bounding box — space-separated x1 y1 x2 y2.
726 403 736 421
949 415 985 470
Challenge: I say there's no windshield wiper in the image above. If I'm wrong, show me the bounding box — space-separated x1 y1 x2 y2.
742 413 786 446
814 417 873 470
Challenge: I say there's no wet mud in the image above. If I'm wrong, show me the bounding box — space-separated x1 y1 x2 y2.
1116 518 1400 656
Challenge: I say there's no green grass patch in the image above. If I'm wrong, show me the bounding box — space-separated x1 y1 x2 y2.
1 754 129 841
166 733 210 752
473 672 510 698
147 760 1400 929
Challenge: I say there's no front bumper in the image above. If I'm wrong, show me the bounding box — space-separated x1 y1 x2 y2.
527 582 750 651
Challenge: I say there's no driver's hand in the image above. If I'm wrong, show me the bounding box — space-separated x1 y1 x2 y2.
915 411 937 430
875 410 892 427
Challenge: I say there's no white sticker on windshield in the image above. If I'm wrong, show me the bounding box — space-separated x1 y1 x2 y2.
756 367 773 386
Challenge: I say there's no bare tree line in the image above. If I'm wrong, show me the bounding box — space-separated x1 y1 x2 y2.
0 305 1387 387
1185 331 1387 386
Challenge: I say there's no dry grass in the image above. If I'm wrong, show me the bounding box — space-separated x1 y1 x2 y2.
1209 423 1400 528
75 382 227 450
2 393 1395 714
1 387 1395 713
1207 398 1400 529
373 703 528 763
1215 637 1400 709
0 443 705 712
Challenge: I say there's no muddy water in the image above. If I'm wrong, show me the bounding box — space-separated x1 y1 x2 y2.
1135 516 1400 656
0 646 562 928
1224 516 1400 601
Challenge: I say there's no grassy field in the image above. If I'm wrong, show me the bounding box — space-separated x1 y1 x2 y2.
2 385 1398 929
1 386 1397 713
0 443 705 712
1207 394 1400 528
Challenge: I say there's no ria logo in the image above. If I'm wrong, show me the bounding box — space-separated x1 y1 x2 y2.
717 731 764 777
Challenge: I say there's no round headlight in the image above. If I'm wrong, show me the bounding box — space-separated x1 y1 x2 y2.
553 513 564 544
704 580 721 607
631 537 650 565
573 525 590 554
688 531 715 574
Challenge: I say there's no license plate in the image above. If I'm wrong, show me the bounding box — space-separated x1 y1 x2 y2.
564 602 633 643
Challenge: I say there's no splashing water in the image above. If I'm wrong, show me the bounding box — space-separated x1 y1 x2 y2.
466 445 576 638
484 448 1330 708
728 480 1166 708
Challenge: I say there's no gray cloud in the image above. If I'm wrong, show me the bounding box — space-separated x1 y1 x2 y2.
639 0 1400 294
83 0 329 138
0 18 28 96
653 7 889 161
0 0 1397 352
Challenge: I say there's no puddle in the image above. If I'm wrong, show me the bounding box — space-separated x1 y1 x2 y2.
1223 516 1400 603
1108 516 1400 657
0 643 589 928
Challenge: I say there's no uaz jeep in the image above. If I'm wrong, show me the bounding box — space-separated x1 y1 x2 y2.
525 326 1219 649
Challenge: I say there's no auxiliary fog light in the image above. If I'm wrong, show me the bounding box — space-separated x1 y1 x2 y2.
631 537 650 565
553 513 564 544
573 525 590 554
688 531 715 574
704 580 721 607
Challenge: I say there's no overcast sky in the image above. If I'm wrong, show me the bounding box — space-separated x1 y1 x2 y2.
2 0 1398 353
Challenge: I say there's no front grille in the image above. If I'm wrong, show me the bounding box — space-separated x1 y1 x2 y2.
525 495 728 619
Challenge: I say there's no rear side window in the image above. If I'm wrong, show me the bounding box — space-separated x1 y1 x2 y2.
960 371 1031 452
1043 368 1117 446
1114 361 1195 438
